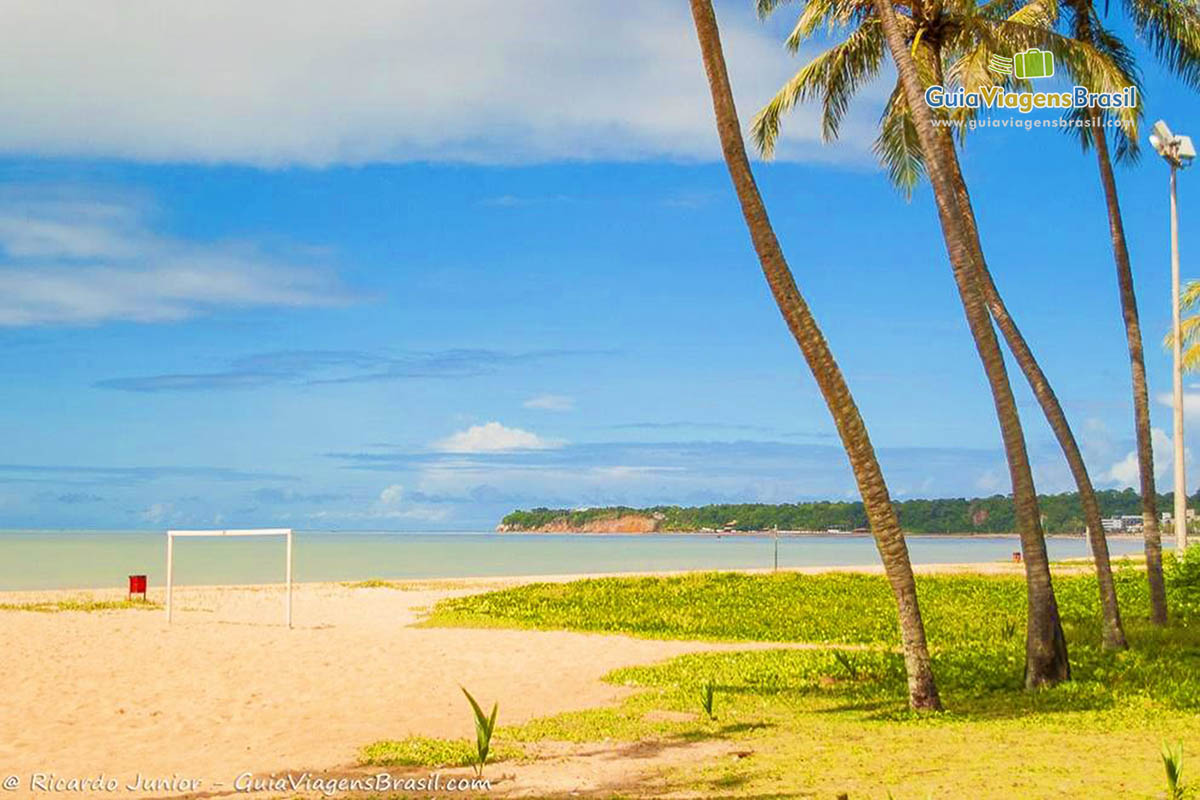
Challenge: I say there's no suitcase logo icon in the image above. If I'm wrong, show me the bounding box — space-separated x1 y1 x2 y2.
989 49 1055 80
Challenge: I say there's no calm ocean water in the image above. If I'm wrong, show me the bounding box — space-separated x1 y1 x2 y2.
0 530 1151 591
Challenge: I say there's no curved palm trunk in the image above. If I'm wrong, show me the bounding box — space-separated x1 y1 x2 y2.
919 69 1127 649
688 0 941 710
951 144 1128 648
875 0 1070 686
1087 107 1169 625
978 263 1129 649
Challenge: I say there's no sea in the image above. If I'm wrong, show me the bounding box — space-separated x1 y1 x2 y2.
0 530 1153 591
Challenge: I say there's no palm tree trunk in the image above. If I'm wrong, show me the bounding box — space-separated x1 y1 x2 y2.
950 139 1128 648
687 0 941 711
918 62 1127 649
875 0 1070 686
1088 107 1169 625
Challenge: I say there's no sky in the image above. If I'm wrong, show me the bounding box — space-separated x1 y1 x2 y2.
1 0 1198 530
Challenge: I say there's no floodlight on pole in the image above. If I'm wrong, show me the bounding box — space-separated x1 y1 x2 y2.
1149 119 1193 552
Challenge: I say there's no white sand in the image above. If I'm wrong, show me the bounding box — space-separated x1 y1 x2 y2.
0 576 823 798
0 564 1040 798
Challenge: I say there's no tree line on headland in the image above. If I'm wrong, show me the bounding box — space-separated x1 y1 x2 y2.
500 489 1200 535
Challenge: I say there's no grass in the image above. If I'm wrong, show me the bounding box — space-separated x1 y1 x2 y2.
425 565 1166 649
389 552 1200 797
343 579 404 589
359 736 524 769
567 637 1200 798
0 597 160 613
343 578 511 591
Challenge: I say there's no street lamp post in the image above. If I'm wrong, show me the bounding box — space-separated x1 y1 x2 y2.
1150 119 1196 552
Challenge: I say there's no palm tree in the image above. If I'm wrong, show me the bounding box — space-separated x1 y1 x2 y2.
752 0 1132 649
883 0 1071 685
687 0 941 710
1091 95 1171 623
751 0 1072 683
1061 0 1200 625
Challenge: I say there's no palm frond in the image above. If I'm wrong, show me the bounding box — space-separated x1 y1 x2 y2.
752 20 886 155
1042 15 1145 159
1122 0 1200 89
756 0 799 19
941 0 1142 166
1182 278 1200 309
785 0 876 48
1163 282 1200 373
943 0 1060 93
1007 0 1060 29
1164 315 1200 372
873 84 925 198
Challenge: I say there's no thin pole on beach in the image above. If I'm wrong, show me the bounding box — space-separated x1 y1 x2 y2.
1149 119 1193 551
166 532 174 623
1171 164 1188 552
286 529 293 629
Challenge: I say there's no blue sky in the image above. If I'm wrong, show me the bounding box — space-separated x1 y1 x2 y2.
1 0 1197 530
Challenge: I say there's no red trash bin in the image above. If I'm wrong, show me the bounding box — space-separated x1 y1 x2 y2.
128 574 147 600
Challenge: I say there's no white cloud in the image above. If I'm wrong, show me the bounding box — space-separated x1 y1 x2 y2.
0 189 352 326
974 468 1006 493
1105 427 1189 487
523 394 575 412
433 421 563 453
591 465 684 479
379 484 404 505
0 1 877 166
1157 391 1200 418
309 506 449 523
1107 450 1142 487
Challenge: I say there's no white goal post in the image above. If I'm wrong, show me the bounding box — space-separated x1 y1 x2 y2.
166 528 293 627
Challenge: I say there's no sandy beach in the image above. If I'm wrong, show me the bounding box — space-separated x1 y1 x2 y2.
1 570 875 799
0 562 1083 798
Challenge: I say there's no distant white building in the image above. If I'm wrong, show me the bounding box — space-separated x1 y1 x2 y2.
1160 509 1197 525
1100 515 1146 533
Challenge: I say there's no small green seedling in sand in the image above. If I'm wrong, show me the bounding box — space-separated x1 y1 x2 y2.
832 650 859 681
700 681 716 720
461 687 498 778
1163 740 1185 799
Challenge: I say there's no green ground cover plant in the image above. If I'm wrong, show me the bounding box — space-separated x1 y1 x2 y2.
0 597 160 613
359 736 523 769
426 559 1162 649
388 551 1200 797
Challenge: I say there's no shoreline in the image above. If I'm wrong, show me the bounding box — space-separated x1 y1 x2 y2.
0 533 1155 592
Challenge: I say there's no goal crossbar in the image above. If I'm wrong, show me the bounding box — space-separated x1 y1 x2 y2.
166 528 293 627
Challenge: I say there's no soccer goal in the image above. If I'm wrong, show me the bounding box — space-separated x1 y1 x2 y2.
166 528 293 627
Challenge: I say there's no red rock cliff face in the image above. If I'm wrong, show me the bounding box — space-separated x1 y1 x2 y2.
496 514 661 533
